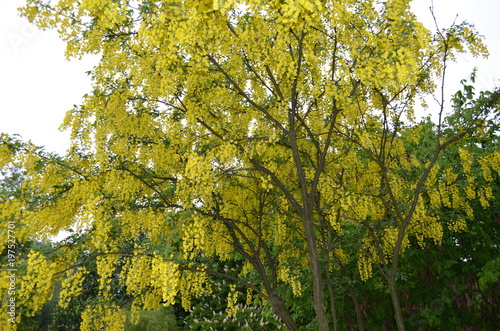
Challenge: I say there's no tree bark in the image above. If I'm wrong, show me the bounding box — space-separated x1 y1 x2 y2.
320 232 339 331
387 274 406 331
303 212 330 331
287 30 329 329
269 294 299 331
349 290 365 331
324 264 339 331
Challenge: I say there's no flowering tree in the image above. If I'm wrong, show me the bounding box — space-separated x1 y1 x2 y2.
1 0 498 330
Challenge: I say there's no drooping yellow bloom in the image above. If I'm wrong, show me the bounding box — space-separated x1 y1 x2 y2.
1 0 497 329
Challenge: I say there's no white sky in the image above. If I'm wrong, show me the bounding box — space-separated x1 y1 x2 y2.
1 0 499 155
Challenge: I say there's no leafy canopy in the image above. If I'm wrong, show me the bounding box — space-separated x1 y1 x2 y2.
1 0 498 330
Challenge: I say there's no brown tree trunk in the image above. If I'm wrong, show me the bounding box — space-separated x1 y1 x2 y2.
321 239 338 331
269 294 299 331
325 267 339 331
303 212 330 331
387 274 406 331
349 290 365 331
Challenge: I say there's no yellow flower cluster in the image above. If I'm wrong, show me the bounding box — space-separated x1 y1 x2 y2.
124 255 153 298
447 218 467 233
382 227 399 258
227 284 239 317
334 248 350 265
150 256 180 306
328 212 343 235
19 251 54 315
180 154 215 203
182 214 207 260
278 266 302 296
0 135 15 168
246 287 253 306
81 303 126 331
277 0 322 25
478 152 500 209
96 254 119 297
478 186 494 208
205 224 232 261
358 254 373 282
275 217 288 246
59 268 87 308
180 268 209 311
411 200 443 247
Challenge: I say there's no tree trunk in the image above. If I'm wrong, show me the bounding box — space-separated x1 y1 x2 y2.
303 212 330 331
325 266 339 331
349 290 365 331
269 294 299 331
321 241 338 331
387 275 406 331
288 90 329 329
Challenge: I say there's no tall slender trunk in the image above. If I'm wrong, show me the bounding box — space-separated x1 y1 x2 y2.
303 211 329 331
287 42 329 326
321 234 338 331
387 274 406 331
289 114 329 329
349 290 365 331
269 294 298 331
326 271 339 331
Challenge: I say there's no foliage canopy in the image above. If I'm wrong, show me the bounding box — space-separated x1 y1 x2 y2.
1 0 499 330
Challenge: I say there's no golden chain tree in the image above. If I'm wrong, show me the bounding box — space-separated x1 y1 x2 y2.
1 0 499 330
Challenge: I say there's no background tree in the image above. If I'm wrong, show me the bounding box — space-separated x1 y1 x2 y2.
1 0 499 330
